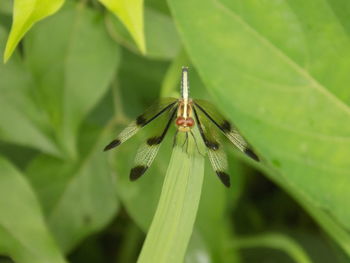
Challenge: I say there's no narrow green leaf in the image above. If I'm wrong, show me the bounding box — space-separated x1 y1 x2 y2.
0 156 67 263
233 233 312 263
137 129 205 263
4 0 64 62
168 0 350 255
99 0 146 54
24 2 120 159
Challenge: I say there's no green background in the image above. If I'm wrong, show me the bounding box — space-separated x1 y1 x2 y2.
1 0 350 262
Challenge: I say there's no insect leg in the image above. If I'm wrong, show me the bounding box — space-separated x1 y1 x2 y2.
173 130 179 147
186 132 189 153
190 130 205 156
181 132 189 153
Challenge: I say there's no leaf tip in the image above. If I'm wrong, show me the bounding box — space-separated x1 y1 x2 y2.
138 39 147 55
3 43 13 63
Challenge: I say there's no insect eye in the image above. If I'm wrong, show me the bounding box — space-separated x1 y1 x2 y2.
176 117 186 126
186 117 195 127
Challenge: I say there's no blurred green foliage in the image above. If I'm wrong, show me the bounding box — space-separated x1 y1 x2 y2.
1 0 350 262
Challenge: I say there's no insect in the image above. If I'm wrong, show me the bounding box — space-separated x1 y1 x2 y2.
104 67 259 187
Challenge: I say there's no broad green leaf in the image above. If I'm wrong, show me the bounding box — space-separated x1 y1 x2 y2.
26 132 119 253
0 27 60 156
0 156 66 263
168 0 350 256
137 129 205 263
4 0 64 62
106 7 180 60
24 2 120 159
99 0 146 54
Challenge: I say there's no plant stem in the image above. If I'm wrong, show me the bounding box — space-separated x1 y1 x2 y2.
232 232 312 263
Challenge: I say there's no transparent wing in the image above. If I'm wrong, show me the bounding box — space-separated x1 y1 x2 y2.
192 106 231 187
193 99 259 161
104 97 177 151
129 105 178 181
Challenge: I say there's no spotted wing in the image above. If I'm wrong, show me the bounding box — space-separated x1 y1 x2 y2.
104 97 177 151
192 106 231 187
193 99 259 161
130 104 178 181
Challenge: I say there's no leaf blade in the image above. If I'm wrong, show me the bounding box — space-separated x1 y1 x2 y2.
99 0 146 54
26 141 119 252
24 2 120 158
0 156 67 263
137 129 205 263
168 0 350 255
0 26 60 156
4 0 64 62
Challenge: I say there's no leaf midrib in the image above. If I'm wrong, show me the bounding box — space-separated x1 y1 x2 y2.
212 0 350 114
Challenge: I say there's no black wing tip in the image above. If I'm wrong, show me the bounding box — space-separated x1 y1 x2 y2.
130 165 148 181
104 139 121 151
244 148 259 161
216 171 231 187
221 120 231 133
204 139 220 151
147 136 163 146
136 115 147 126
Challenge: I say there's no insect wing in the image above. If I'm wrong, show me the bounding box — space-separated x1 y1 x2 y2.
130 104 178 180
193 99 259 161
104 97 177 151
192 106 231 187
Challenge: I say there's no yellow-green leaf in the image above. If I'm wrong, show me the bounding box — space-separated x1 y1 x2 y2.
99 0 146 54
4 0 64 62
